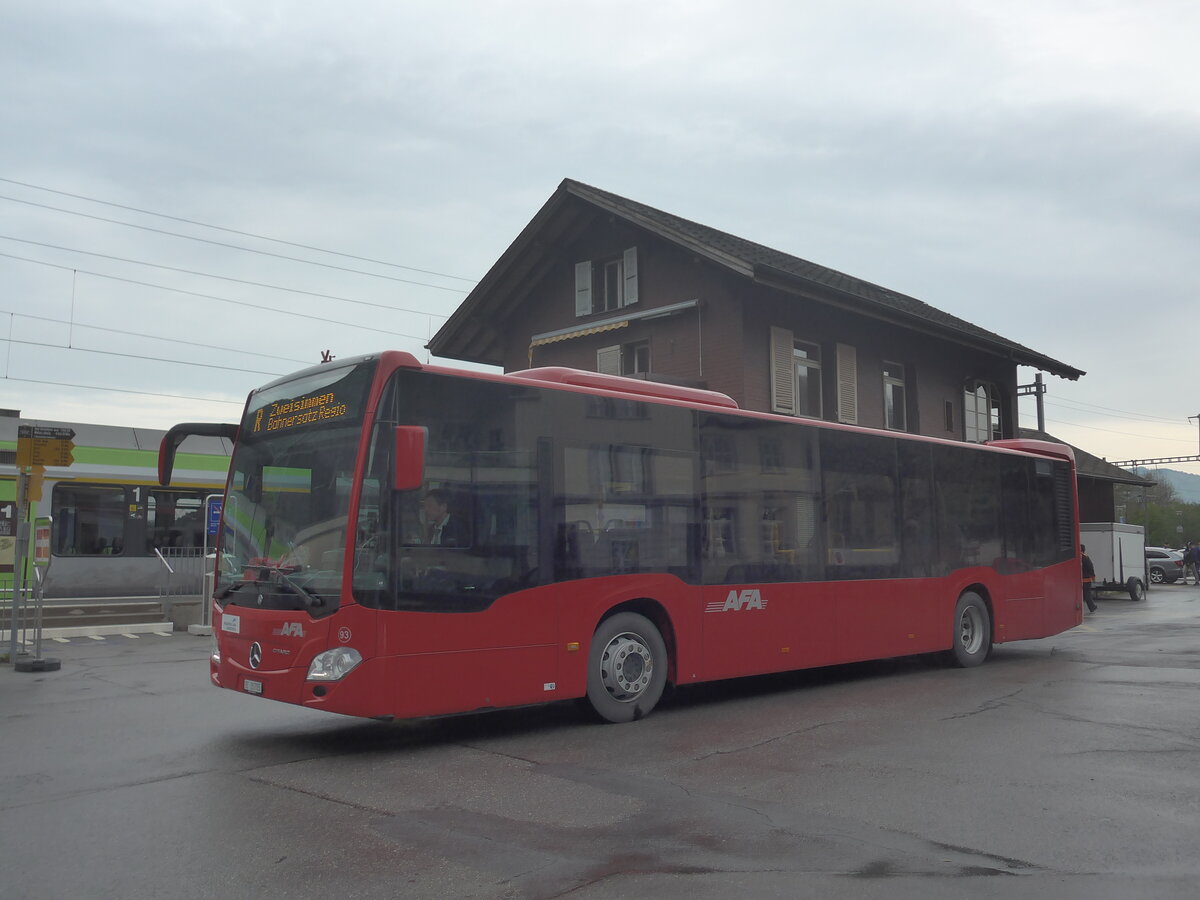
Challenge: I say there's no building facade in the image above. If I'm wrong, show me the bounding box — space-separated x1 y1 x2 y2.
429 179 1085 445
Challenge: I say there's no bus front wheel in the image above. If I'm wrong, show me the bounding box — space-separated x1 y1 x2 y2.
949 591 991 668
586 612 668 723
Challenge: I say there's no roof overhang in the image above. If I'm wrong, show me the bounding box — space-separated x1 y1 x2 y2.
751 263 1085 381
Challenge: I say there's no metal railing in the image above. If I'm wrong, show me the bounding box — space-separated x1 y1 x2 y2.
154 547 208 597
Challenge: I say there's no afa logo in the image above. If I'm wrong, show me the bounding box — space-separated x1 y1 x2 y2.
272 622 305 638
705 589 767 613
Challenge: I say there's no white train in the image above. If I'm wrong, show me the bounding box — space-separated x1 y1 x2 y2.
2 416 231 598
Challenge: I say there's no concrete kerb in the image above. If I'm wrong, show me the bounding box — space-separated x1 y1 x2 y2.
2 621 175 644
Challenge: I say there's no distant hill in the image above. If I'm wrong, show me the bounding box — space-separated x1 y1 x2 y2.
1133 467 1200 504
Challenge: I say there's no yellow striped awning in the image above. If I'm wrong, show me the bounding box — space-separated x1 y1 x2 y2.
528 320 629 348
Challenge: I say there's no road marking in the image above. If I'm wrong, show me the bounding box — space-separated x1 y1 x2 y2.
88 635 105 641
123 634 140 639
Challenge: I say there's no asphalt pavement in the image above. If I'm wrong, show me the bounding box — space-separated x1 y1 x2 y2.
3 582 1199 899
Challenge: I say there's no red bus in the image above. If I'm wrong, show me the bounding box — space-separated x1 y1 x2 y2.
159 352 1082 723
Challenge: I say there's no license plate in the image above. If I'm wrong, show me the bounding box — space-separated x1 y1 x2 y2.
244 679 263 695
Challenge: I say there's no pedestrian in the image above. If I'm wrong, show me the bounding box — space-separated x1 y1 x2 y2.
1185 541 1200 586
1081 544 1098 613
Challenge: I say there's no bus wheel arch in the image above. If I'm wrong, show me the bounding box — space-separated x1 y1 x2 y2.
585 605 671 723
948 588 992 668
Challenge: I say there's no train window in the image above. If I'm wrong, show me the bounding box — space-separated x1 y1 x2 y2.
51 484 213 557
147 491 206 550
52 484 127 556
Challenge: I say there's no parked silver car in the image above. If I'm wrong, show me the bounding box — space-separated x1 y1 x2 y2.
1145 547 1184 584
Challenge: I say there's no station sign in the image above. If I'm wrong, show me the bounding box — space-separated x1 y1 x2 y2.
15 425 76 468
207 498 224 536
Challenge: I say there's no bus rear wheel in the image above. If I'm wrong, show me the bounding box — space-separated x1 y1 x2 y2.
586 612 667 723
949 591 991 668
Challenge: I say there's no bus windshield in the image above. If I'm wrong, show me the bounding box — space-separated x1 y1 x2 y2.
217 360 375 613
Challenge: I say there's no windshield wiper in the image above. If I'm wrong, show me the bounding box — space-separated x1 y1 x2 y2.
272 568 326 609
217 561 325 609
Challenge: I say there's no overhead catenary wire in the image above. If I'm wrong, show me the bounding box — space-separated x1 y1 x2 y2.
4 335 286 377
1043 397 1188 426
0 251 435 340
1035 414 1198 443
0 237 463 311
0 176 479 283
5 374 243 406
1 194 474 292
0 178 471 413
0 306 312 366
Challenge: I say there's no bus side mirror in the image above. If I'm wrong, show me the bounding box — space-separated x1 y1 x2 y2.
394 426 427 492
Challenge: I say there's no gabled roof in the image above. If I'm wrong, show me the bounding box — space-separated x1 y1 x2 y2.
429 178 1085 380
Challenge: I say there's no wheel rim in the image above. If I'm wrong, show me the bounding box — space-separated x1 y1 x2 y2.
958 605 984 655
598 631 654 703
1150 569 1164 584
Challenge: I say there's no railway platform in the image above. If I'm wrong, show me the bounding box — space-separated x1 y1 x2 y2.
1 594 206 645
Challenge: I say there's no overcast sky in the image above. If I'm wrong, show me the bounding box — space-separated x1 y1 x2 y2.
3 0 1197 470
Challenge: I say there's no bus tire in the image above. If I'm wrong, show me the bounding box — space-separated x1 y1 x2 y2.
949 591 991 668
586 612 668 723
1127 578 1146 602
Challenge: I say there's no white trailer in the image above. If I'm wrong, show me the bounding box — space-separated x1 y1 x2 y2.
1080 522 1147 602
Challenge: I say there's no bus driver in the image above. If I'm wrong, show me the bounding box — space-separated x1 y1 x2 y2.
420 489 469 548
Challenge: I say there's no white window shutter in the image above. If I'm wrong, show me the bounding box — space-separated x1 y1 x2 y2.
575 260 593 317
623 247 639 306
836 343 858 424
597 345 622 375
964 385 988 442
770 327 795 414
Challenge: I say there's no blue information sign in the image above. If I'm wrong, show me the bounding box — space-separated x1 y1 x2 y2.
207 498 223 536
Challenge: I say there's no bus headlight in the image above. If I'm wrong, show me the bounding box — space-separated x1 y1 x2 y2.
306 647 363 682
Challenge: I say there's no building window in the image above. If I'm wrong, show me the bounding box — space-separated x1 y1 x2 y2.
944 400 955 433
770 327 825 418
597 341 650 377
883 362 906 431
575 248 639 317
623 340 650 376
964 380 1002 443
793 341 822 418
600 259 623 312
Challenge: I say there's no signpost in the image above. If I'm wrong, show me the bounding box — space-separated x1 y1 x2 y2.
15 425 76 468
14 516 60 672
7 424 74 668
